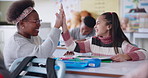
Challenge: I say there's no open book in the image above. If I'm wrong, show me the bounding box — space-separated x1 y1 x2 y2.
77 55 111 59
76 56 113 63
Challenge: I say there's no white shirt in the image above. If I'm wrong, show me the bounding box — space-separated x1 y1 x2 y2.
3 27 61 69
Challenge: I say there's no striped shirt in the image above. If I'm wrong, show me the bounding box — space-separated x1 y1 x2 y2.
62 30 148 61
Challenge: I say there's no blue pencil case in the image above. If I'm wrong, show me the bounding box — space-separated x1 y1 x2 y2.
62 60 88 69
85 59 101 67
59 58 101 69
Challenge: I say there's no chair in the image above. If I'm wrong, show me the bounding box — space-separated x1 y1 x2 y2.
9 57 66 78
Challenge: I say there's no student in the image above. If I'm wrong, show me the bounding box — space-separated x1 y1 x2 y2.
61 11 148 62
70 16 96 41
0 52 10 78
3 0 63 69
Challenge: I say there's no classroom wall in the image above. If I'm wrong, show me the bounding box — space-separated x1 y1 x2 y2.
80 0 120 18
34 0 80 27
0 0 60 27
0 1 13 22
34 0 58 27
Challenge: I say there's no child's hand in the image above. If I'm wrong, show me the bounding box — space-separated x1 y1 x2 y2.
64 51 75 56
111 54 131 62
54 4 64 28
60 4 66 26
59 4 68 33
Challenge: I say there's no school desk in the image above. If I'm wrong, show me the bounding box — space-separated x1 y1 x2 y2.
64 60 146 78
53 47 146 78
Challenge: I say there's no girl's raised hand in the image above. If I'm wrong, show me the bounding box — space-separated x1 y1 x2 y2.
60 4 68 33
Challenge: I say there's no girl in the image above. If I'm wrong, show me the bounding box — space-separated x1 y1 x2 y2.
3 0 64 69
61 12 148 62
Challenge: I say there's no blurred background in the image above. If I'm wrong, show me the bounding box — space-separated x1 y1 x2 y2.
0 0 148 52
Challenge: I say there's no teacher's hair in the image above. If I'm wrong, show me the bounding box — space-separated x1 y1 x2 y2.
7 0 34 23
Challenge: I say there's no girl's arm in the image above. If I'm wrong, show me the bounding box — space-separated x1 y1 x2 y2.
111 53 131 62
111 41 148 62
123 41 148 61
62 30 91 53
61 5 91 53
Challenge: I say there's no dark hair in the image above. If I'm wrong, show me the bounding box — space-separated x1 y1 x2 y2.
83 16 96 28
7 0 34 23
102 12 130 54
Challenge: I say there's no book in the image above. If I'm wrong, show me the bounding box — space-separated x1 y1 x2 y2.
77 56 113 63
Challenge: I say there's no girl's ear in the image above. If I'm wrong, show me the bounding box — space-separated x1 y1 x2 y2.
107 24 112 30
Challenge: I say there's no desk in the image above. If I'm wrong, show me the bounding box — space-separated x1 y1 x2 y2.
53 47 67 57
53 48 146 78
64 60 146 78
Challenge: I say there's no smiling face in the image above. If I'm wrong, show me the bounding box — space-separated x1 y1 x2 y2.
94 15 112 37
18 10 41 38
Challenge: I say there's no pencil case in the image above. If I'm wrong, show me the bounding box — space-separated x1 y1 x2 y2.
85 59 101 67
62 60 88 69
59 58 101 69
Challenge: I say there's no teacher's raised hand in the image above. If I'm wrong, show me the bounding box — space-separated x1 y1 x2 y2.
54 3 64 28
